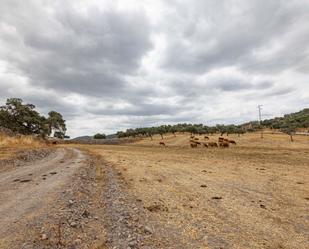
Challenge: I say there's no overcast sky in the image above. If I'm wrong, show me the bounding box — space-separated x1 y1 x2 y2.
1 0 309 137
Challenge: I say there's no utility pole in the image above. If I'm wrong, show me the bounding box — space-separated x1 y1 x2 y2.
258 105 263 138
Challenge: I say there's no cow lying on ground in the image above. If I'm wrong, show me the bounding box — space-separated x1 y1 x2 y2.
228 140 236 145
219 141 229 148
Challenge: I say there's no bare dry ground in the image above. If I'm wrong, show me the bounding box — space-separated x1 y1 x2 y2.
74 132 309 249
0 132 308 248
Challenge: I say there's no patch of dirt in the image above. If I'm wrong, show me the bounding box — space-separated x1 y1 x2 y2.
99 158 191 249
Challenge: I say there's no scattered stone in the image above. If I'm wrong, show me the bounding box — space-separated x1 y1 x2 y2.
146 203 168 212
13 179 20 182
70 221 78 228
296 182 304 184
128 240 137 247
20 179 31 183
144 226 153 234
50 172 57 175
40 233 48 240
82 209 90 218
211 196 222 200
200 184 207 188
74 238 82 245
260 204 266 209
42 177 46 180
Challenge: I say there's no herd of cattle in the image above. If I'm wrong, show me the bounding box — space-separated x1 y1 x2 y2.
159 135 237 148
189 135 236 148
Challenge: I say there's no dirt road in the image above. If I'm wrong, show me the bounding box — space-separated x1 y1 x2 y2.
0 148 107 248
0 148 84 233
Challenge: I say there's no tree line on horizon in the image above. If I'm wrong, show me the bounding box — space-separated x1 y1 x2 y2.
116 108 309 140
0 98 67 138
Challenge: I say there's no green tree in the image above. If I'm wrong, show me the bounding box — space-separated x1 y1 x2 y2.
281 125 297 142
94 133 106 139
47 111 66 138
0 98 45 135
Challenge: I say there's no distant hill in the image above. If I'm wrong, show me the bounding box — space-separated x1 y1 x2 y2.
71 135 93 141
106 134 117 139
71 133 117 141
261 108 309 129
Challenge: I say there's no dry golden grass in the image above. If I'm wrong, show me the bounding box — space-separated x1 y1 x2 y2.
0 133 47 160
70 132 309 248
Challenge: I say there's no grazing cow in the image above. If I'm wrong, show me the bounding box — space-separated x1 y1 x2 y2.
218 137 224 142
190 143 197 148
195 141 201 145
208 142 218 147
223 138 229 142
219 141 229 148
159 141 166 146
204 136 209 140
52 141 57 145
194 137 199 141
202 142 208 147
229 140 237 145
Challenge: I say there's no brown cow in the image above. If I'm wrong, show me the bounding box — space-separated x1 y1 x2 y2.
204 136 209 140
159 141 166 146
228 140 237 145
190 135 195 139
219 141 229 148
208 142 218 147
190 143 197 148
218 137 224 142
194 137 199 141
202 142 208 147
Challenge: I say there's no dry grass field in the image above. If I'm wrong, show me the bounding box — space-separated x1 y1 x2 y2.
75 132 309 249
0 133 47 160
